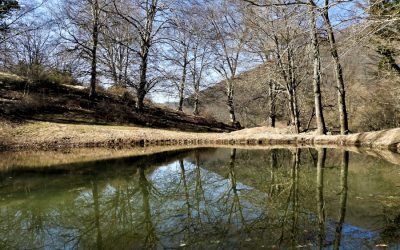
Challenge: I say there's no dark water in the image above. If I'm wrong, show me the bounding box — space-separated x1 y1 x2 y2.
0 148 399 249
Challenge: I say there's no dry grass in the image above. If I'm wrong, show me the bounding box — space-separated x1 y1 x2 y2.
1 122 399 152
0 121 222 149
0 72 25 83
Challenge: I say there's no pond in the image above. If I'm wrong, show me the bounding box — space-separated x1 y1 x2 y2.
0 148 399 249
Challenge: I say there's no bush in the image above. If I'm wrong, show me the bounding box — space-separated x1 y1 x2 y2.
46 70 79 86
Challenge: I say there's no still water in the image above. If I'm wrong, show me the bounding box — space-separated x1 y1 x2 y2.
0 148 399 249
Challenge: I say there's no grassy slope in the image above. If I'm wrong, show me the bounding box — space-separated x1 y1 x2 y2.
0 72 236 132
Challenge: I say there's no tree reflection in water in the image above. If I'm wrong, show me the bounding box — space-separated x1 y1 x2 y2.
317 148 326 249
138 166 157 249
333 150 349 250
0 148 399 249
227 149 246 228
92 179 103 250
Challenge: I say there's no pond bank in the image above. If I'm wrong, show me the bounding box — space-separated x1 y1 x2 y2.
1 121 399 152
2 144 400 173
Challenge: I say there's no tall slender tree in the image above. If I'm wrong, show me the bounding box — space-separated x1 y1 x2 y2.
55 0 107 99
322 0 349 134
308 1 327 135
245 5 309 133
112 0 163 111
89 0 100 98
208 0 248 127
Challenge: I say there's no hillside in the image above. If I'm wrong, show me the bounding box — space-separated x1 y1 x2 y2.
0 72 236 133
185 34 400 132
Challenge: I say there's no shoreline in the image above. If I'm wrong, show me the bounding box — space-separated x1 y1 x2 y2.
2 143 400 173
1 122 399 152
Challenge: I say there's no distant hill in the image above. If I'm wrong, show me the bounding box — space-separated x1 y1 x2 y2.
0 72 236 133
185 33 400 132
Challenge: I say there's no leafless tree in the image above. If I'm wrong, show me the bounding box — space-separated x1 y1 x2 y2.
208 0 248 127
11 23 55 78
245 4 310 133
191 37 212 116
163 3 194 112
112 0 168 111
53 0 108 98
308 1 327 135
99 7 135 88
322 0 349 134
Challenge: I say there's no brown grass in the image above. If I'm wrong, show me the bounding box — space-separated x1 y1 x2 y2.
1 122 399 152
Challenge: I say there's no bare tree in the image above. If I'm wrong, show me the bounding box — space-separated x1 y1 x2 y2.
165 2 212 115
12 23 54 78
0 1 49 68
112 0 166 111
99 8 135 88
322 0 349 134
245 4 309 133
191 38 211 116
163 5 194 112
308 1 327 135
54 0 108 98
89 0 100 98
208 0 248 127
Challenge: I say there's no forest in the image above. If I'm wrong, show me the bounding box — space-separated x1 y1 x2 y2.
0 0 399 135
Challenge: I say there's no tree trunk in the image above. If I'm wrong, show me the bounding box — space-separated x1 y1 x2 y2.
287 87 300 133
135 0 157 112
309 3 327 135
193 93 200 115
136 52 148 111
178 50 188 112
292 87 301 133
192 67 200 115
226 80 237 125
322 3 349 135
89 0 99 99
268 80 276 127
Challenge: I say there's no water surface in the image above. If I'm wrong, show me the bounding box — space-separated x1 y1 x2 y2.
0 148 399 249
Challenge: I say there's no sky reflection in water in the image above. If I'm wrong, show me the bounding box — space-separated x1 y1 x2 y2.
0 148 399 249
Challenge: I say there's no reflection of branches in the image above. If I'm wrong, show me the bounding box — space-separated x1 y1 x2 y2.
333 150 349 250
227 149 245 226
92 180 103 250
269 149 278 196
291 149 300 247
194 152 211 225
179 159 191 220
277 149 300 248
138 167 158 249
179 159 193 243
317 148 327 250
